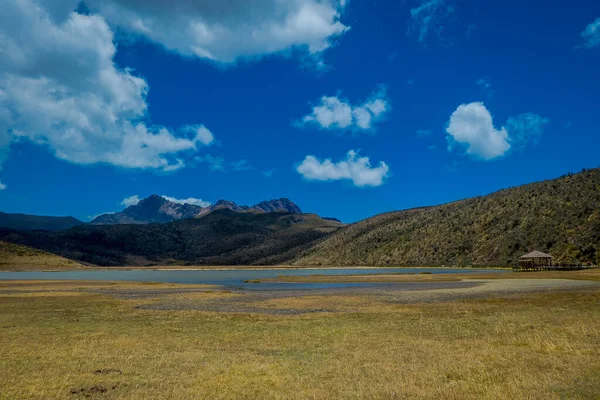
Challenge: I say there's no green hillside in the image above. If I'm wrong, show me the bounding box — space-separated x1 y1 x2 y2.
290 169 600 267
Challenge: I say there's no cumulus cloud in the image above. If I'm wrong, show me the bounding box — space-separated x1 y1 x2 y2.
85 0 349 63
446 102 548 160
297 150 389 187
579 17 600 49
446 102 510 160
407 0 456 43
187 125 215 146
162 196 211 208
0 181 6 190
300 87 389 131
0 1 214 172
121 195 141 207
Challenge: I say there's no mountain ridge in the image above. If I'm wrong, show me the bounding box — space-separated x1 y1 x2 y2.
0 209 342 266
91 196 303 225
0 212 83 231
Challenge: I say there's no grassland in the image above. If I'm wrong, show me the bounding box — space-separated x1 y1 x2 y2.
1 275 600 399
0 241 88 271
256 268 600 283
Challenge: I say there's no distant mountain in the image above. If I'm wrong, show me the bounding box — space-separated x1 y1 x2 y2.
1 210 342 266
0 212 83 231
91 195 303 225
252 198 302 214
290 169 600 267
91 195 203 225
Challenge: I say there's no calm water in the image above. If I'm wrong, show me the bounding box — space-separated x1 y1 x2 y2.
0 268 503 290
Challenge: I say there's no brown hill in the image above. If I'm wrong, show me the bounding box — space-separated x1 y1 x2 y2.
0 241 87 271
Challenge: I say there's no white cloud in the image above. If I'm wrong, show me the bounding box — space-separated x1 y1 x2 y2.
0 1 214 172
121 195 141 207
162 196 211 208
579 17 600 49
297 150 389 187
85 0 349 63
300 87 389 131
446 102 510 160
0 181 6 190
407 0 456 43
186 125 215 146
446 103 549 160
506 113 549 150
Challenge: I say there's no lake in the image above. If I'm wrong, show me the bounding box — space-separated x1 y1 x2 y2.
0 267 503 290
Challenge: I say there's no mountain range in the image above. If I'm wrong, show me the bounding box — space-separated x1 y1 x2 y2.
91 196 302 225
0 210 342 266
1 168 599 267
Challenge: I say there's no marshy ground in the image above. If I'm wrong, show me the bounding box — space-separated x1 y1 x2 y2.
1 271 600 399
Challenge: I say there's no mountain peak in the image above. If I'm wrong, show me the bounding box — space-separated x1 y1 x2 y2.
91 196 305 225
252 198 302 214
91 195 202 225
136 195 167 207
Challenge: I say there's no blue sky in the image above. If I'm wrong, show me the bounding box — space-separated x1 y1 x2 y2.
0 0 599 223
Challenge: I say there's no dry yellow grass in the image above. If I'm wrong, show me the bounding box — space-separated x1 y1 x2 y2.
259 268 600 284
0 280 599 399
0 241 88 271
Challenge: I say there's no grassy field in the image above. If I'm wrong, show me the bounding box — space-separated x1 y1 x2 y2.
255 268 600 283
1 276 600 399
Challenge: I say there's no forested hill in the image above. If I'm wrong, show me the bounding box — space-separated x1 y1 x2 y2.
0 210 342 266
290 169 600 267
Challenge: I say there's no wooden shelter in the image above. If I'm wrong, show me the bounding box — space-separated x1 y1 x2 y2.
515 251 554 271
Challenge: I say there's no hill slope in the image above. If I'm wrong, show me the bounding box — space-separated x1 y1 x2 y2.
290 169 600 267
0 212 83 231
1 210 342 266
0 241 87 271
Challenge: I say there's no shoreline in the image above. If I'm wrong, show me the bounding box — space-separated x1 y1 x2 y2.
0 265 511 273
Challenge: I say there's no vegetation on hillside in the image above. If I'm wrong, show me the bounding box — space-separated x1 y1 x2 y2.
291 169 600 267
0 241 86 271
0 210 342 266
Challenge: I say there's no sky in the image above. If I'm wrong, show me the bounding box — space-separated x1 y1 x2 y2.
0 0 599 223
